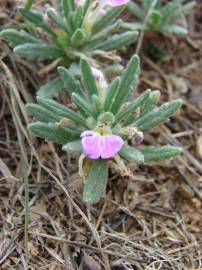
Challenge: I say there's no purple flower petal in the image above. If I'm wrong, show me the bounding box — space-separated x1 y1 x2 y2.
100 135 124 159
106 0 130 7
81 131 124 160
81 131 101 159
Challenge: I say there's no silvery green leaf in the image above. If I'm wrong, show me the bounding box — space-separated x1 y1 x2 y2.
91 31 138 51
47 7 68 32
65 11 75 35
14 43 64 60
83 159 108 204
58 66 84 97
135 99 182 131
62 140 82 154
139 146 181 162
71 29 86 47
90 19 122 43
1 29 40 46
92 95 101 117
140 90 160 116
160 2 181 23
62 0 75 17
72 93 96 118
37 97 88 128
141 0 153 10
110 55 140 114
103 64 123 76
114 89 151 126
37 78 63 99
73 6 83 29
18 7 56 36
18 7 44 24
28 122 80 144
178 1 196 15
119 146 144 164
121 22 144 31
103 77 120 112
92 6 124 33
27 103 61 123
127 2 144 19
80 58 98 98
161 25 188 35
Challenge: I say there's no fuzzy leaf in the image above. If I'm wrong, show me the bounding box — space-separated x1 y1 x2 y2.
37 78 63 99
73 6 83 29
28 122 80 144
91 31 138 51
92 95 101 117
149 10 162 31
58 66 84 97
114 89 151 126
139 146 181 162
47 7 68 32
1 29 40 46
135 99 182 131
161 25 188 35
119 146 144 164
62 140 82 154
103 77 120 112
37 97 88 128
72 93 96 118
62 0 75 17
83 159 108 204
110 55 140 114
71 29 86 47
80 58 98 98
92 7 124 33
127 2 144 19
18 7 56 36
27 103 61 123
140 90 160 116
14 43 64 60
90 19 122 43
19 7 44 24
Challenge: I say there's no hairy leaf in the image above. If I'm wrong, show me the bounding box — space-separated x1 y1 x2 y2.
80 58 98 98
119 146 144 164
83 159 108 204
14 43 64 60
1 29 40 46
135 99 182 131
58 66 84 97
110 55 140 114
62 140 82 154
37 97 88 128
37 78 63 99
28 122 80 144
139 145 181 162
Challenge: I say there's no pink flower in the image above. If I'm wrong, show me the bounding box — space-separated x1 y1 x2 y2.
81 131 124 159
105 0 130 7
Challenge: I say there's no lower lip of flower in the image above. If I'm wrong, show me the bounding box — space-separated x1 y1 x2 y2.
81 131 124 159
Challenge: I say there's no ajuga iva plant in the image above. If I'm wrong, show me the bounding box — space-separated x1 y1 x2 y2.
1 0 137 98
27 55 182 204
126 0 195 36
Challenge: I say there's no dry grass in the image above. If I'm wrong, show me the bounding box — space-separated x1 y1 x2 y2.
0 1 202 269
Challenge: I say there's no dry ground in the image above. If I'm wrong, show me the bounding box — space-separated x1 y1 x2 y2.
0 1 202 269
